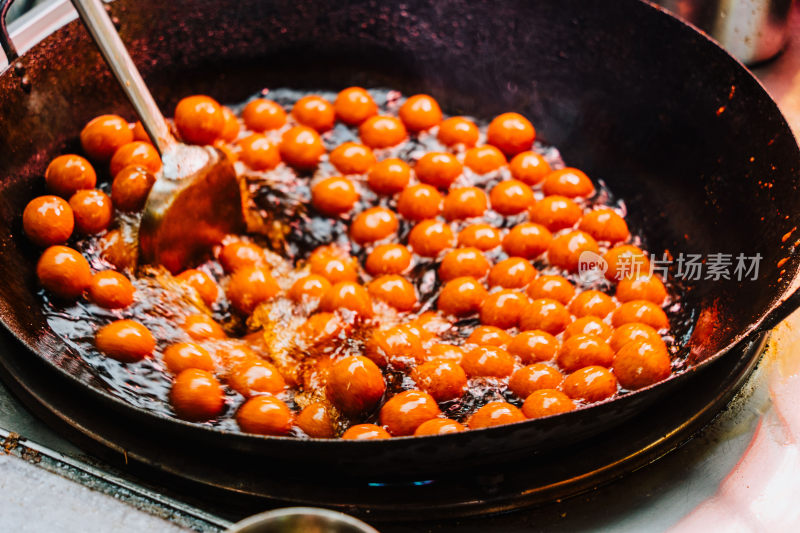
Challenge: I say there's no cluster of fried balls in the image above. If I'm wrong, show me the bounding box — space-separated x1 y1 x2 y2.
25 87 675 439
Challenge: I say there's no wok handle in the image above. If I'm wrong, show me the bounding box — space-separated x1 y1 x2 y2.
0 0 19 64
757 285 800 333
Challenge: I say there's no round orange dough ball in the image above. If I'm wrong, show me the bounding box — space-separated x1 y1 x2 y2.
412 312 451 340
462 345 515 378
509 363 563 398
579 208 630 243
226 266 280 314
329 142 376 175
458 223 502 251
175 268 218 306
487 112 536 156
520 298 571 335
468 401 526 429
162 342 214 374
311 176 359 216
368 275 417 311
427 342 465 363
397 184 442 221
480 289 528 329
292 95 335 132
412 360 467 401
308 246 358 283
236 395 293 435
616 275 668 305
110 141 161 177
237 133 281 171
36 245 91 299
467 325 513 348
69 189 112 234
613 339 672 390
416 152 462 189
542 168 595 198
242 98 286 132
610 322 662 352
564 316 612 340
171 369 225 421
556 334 614 373
334 87 378 125
88 270 135 309
366 244 412 276
529 195 583 232
490 179 534 215
488 258 536 289
280 126 325 170
300 312 346 347
289 274 331 302
437 276 488 316
562 366 618 403
218 342 259 369
182 313 226 340
508 330 559 364
510 151 551 185
174 95 225 145
131 120 150 143
219 106 240 142
350 206 398 244
320 281 372 316
23 196 74 247
365 325 424 367
219 241 264 273
437 116 479 147
547 230 599 272
326 355 386 416
408 220 454 257
111 166 156 212
463 145 507 174
45 154 96 198
502 223 552 259
95 319 155 363
442 187 488 221
612 300 669 330
228 360 286 397
526 275 575 305
367 158 411 195
380 389 441 436
439 247 490 282
398 94 442 132
569 290 616 319
604 245 651 281
342 424 391 440
359 115 407 148
296 403 335 438
414 418 466 436
80 114 133 161
522 389 576 419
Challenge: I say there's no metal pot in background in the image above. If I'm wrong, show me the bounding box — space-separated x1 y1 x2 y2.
226 508 379 533
655 0 795 64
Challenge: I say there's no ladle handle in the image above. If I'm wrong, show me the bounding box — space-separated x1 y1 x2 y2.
70 0 174 154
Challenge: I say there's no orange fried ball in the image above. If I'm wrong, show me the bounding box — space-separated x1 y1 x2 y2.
311 176 359 216
439 247 490 282
462 345 515 378
526 274 575 304
487 112 536 156
219 106 240 142
330 142 376 175
367 158 411 195
236 395 293 435
556 334 614 373
412 312 451 340
502 222 552 259
616 275 667 304
509 363 563 398
175 269 218 306
36 246 91 299
613 339 671 390
522 389 576 419
326 355 386 416
237 133 281 171
442 187 488 220
229 360 286 397
111 166 156 212
366 244 412 276
334 87 378 125
579 208 630 243
510 151 551 185
80 114 133 161
520 298 571 335
350 206 398 244
174 95 225 145
242 98 287 132
437 276 488 316
562 366 618 402
171 369 225 421
612 300 669 330
380 389 441 436
88 271 135 309
480 290 528 329
458 223 502 251
416 152 462 189
542 168 595 198
296 403 335 438
23 196 74 247
468 401 526 429
427 343 466 363
464 145 506 174
289 274 331 302
529 195 583 231
308 246 358 283
280 126 325 170
365 325 424 367
110 141 161 177
218 343 259 369
569 290 616 318
488 258 536 288
438 116 479 147
547 230 599 272
467 325 513 347
95 319 155 363
412 360 467 401
508 330 559 364
490 179 534 215
342 424 391 440
414 418 466 436
69 189 112 234
219 241 264 273
397 184 442 221
45 154 96 198
398 94 443 132
292 95 335 132
320 281 373 316
182 313 226 340
162 342 214 374
300 312 346 347
564 316 612 340
610 322 661 352
368 275 417 311
604 245 651 281
359 115 407 148
408 220 454 257
131 120 150 143
226 266 280 314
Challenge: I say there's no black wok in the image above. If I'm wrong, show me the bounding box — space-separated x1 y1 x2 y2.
0 0 799 480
